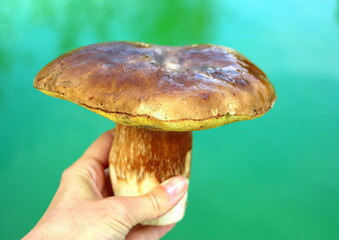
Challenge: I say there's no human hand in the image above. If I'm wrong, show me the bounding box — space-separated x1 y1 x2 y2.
23 129 188 240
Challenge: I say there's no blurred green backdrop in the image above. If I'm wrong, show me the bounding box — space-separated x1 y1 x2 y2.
1 0 339 239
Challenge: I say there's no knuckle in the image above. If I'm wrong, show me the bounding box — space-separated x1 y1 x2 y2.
61 167 73 180
111 200 128 215
106 199 135 228
101 211 130 237
147 191 163 216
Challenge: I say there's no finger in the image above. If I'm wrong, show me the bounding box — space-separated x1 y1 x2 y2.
81 129 115 168
62 129 115 198
112 176 188 226
126 224 176 240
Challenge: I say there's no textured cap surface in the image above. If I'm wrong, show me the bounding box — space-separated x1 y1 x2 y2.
34 41 276 131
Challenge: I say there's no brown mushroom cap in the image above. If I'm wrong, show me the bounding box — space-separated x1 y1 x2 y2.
34 41 276 131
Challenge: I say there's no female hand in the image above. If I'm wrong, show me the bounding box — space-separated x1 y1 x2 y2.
23 129 188 240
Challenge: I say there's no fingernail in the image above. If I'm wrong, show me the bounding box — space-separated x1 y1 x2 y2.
161 176 188 197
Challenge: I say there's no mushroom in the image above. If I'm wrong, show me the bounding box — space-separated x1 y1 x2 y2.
34 42 276 225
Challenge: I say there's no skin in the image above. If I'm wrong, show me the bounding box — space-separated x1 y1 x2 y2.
23 129 188 240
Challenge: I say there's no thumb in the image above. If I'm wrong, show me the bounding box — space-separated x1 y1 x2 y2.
118 176 188 226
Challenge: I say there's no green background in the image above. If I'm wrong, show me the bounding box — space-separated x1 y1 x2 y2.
1 0 339 239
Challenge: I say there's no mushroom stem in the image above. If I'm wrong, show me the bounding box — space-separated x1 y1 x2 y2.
109 123 192 225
